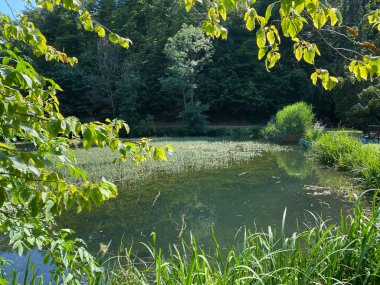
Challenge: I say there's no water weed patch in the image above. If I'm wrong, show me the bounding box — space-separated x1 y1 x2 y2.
74 139 286 186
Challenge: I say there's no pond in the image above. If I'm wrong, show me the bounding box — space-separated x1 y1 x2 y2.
2 146 353 276
62 146 352 254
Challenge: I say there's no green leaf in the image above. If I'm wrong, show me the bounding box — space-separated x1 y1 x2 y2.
256 28 266 48
281 17 291 37
305 0 318 14
184 0 195 12
267 30 275 45
265 4 274 22
294 0 305 13
295 46 303 61
153 147 167 161
0 188 6 208
244 10 256 31
359 66 368 80
303 47 315 64
281 0 292 16
258 47 268 60
95 25 105 37
82 125 94 149
119 38 132 48
328 8 338 26
108 33 119 44
313 11 328 29
311 72 318 85
313 44 321 56
48 118 62 137
219 3 227 21
123 123 130 134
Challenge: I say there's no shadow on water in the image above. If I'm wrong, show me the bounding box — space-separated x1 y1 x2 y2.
60 146 353 255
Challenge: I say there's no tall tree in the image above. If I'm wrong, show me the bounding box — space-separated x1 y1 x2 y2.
162 24 214 116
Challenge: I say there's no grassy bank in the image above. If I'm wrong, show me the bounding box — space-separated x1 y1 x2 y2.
103 199 380 284
75 138 286 186
310 132 380 190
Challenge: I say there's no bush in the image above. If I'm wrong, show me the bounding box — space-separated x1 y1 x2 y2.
311 132 380 189
263 102 315 143
346 85 380 129
179 102 208 135
136 115 156 136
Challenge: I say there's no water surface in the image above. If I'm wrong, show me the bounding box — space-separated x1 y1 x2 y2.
3 146 352 277
62 147 352 254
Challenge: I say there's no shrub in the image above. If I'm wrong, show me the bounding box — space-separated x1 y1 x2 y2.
263 102 315 143
179 102 208 135
311 132 380 189
347 85 380 129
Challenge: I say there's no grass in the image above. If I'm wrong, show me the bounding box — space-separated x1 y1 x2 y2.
101 197 380 285
74 138 286 186
310 132 380 190
326 128 363 138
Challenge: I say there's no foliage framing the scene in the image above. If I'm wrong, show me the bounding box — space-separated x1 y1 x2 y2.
185 0 380 90
0 0 379 283
0 0 171 283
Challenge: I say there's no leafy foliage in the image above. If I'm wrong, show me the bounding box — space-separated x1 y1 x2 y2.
179 101 209 134
186 0 380 90
0 1 170 282
347 85 380 129
161 24 214 127
263 102 315 143
305 121 325 141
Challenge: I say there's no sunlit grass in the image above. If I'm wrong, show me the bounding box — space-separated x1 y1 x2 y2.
311 133 380 190
74 138 286 186
102 198 380 285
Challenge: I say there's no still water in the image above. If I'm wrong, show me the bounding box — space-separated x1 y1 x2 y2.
63 146 352 254
3 146 353 275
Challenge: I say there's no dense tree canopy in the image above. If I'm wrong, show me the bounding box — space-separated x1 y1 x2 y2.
24 0 380 127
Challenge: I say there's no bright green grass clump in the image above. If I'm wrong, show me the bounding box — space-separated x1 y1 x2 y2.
74 138 285 186
263 102 315 143
104 200 380 285
311 132 380 190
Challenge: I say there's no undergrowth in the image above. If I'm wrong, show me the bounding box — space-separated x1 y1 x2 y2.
311 132 380 190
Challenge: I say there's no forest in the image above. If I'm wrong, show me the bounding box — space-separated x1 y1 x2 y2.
26 0 379 130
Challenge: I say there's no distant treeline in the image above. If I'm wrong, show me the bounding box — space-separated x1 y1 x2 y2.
27 0 379 129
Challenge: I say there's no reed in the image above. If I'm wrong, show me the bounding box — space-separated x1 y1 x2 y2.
103 196 380 285
74 138 286 186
